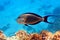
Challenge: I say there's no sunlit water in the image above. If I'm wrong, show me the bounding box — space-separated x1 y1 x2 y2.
0 0 60 37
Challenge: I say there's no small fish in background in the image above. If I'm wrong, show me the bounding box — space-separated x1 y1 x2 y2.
16 12 55 27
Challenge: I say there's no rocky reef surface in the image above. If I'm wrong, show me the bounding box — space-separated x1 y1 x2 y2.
0 30 60 40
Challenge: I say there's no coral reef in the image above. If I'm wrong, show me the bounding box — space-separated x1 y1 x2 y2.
52 31 60 40
0 30 6 40
0 30 60 40
39 30 53 40
15 30 29 40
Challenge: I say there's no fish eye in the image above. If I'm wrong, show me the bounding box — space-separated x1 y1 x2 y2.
18 17 21 18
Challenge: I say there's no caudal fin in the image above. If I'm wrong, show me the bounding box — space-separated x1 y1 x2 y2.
43 15 53 24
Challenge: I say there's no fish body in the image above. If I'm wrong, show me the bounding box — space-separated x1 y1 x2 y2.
17 12 52 25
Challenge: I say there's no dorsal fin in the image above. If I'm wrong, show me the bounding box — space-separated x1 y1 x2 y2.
24 12 42 18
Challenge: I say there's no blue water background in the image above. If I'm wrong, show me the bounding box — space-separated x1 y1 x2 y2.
0 0 60 36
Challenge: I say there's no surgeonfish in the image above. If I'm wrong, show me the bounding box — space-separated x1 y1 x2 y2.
17 12 54 26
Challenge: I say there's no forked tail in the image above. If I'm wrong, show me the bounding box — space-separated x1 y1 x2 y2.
43 15 55 24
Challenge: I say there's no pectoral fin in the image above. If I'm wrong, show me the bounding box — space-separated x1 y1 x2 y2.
25 24 29 26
